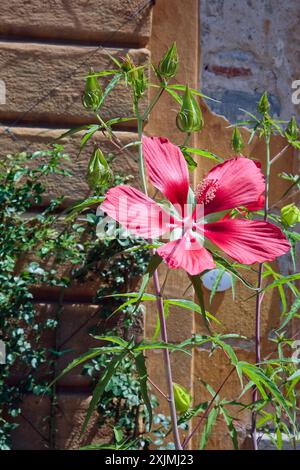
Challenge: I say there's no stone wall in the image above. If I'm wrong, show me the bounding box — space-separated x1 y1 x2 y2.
200 0 300 122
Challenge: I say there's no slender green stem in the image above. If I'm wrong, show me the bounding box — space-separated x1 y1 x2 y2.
269 144 289 166
135 104 148 196
183 132 191 146
141 86 165 121
134 99 182 450
252 135 271 450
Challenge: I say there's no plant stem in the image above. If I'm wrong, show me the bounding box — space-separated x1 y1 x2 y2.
148 377 168 400
141 86 165 121
135 101 182 449
269 144 289 166
136 107 148 196
252 135 271 450
182 366 235 449
183 132 191 146
153 270 182 449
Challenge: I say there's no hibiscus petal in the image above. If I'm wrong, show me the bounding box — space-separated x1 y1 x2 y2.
142 136 189 210
101 185 173 239
205 219 290 264
245 194 265 211
157 237 215 275
200 157 265 215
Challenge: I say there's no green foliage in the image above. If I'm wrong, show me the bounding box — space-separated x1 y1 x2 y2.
0 147 154 449
0 147 80 449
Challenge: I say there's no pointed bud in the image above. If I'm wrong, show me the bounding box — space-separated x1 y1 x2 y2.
157 42 179 80
257 92 270 115
86 148 113 192
82 68 103 111
173 383 192 414
133 67 147 99
120 54 147 99
285 116 299 140
120 54 135 74
231 127 244 153
176 85 204 133
281 203 300 227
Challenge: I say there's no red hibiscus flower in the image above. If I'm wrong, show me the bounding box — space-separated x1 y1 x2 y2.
101 136 290 275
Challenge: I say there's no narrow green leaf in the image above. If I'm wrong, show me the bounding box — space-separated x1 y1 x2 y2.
188 274 211 331
277 295 300 331
55 124 95 141
134 352 152 430
209 267 226 304
177 402 208 426
181 146 223 163
264 273 300 290
220 406 239 450
199 407 219 449
213 253 256 290
50 347 118 386
81 350 128 435
239 362 294 424
165 298 220 324
98 73 122 109
91 335 129 348
65 196 104 220
88 70 120 77
113 426 124 445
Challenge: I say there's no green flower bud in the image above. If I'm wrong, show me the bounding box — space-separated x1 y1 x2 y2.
173 383 192 414
120 54 147 99
231 127 244 153
281 203 300 227
157 42 179 80
257 92 270 115
86 148 113 192
133 67 147 99
120 54 135 74
285 116 299 140
82 68 102 111
176 85 204 133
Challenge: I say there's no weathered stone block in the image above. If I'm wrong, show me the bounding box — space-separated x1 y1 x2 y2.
0 1 152 46
0 127 139 204
0 43 149 126
11 395 51 450
55 392 113 449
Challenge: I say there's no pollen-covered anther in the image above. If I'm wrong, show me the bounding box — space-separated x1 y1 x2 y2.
195 179 219 205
